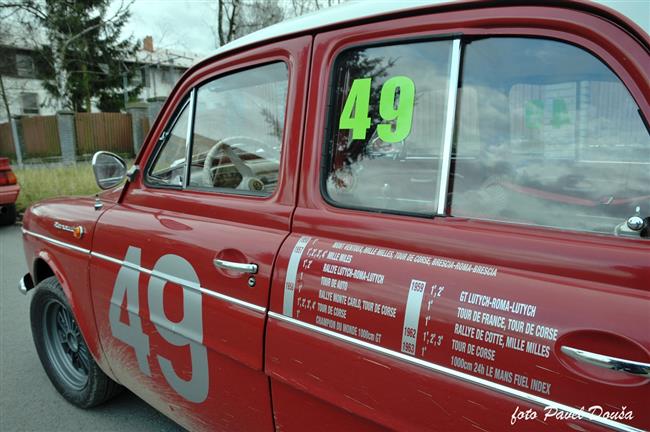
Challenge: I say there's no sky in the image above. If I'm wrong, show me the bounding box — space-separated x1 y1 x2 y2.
113 0 218 55
112 0 650 58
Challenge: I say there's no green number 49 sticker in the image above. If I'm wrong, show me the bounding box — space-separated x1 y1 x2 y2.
339 76 415 143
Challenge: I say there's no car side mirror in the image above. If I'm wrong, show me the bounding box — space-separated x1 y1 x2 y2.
92 151 127 190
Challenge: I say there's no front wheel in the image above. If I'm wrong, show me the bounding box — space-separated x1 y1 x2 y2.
30 276 121 408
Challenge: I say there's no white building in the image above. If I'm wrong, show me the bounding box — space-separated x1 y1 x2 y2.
0 34 201 123
131 36 201 103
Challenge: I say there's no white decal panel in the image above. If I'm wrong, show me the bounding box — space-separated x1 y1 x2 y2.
279 236 560 397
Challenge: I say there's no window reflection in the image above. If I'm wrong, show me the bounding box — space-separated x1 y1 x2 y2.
451 38 650 236
326 40 453 214
189 62 288 196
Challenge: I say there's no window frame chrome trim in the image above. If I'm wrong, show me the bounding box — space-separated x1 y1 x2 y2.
268 311 641 432
320 34 461 219
436 38 461 215
143 98 191 189
182 88 197 190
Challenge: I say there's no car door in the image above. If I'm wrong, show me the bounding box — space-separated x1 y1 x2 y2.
266 4 649 432
88 36 311 431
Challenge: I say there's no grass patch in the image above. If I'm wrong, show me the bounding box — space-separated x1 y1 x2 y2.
14 163 101 212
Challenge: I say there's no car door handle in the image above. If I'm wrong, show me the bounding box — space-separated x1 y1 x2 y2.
561 346 650 377
213 259 258 274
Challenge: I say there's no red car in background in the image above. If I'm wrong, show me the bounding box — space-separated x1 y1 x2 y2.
0 157 19 225
16 1 650 431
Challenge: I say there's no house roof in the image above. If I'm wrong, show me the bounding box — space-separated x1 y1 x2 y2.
134 48 201 69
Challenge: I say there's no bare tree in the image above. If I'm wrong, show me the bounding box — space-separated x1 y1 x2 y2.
238 1 284 36
217 0 242 47
216 0 350 48
288 0 347 17
216 0 284 47
0 76 11 122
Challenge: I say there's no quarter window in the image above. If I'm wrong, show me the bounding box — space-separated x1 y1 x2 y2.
450 38 650 236
188 62 288 196
325 40 454 215
148 102 190 187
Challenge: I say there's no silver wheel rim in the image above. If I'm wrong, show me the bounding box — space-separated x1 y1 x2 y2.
42 299 90 390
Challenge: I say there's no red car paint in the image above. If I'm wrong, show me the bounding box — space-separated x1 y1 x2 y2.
20 1 649 431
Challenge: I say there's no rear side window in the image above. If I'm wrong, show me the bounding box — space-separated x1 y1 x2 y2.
450 38 650 235
325 40 455 215
323 36 649 237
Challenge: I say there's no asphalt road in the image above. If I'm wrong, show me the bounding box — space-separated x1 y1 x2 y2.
0 224 182 432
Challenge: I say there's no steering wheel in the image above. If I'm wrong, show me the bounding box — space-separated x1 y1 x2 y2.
202 136 276 191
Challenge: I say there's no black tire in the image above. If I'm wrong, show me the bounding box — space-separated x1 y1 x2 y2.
30 276 122 408
0 203 16 226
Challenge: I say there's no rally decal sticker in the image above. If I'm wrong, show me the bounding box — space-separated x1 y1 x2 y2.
282 236 311 317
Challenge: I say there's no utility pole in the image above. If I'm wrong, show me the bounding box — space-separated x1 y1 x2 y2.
9 116 23 168
123 69 128 109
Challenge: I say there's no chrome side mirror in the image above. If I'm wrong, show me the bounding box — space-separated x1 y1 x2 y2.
92 151 127 190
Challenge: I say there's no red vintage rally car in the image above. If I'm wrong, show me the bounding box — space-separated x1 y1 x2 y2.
19 1 649 431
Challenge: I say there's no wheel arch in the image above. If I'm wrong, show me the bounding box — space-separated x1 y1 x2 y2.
30 250 119 382
33 256 55 285
33 251 77 312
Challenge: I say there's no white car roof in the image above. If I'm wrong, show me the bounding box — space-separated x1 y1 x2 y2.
203 0 649 63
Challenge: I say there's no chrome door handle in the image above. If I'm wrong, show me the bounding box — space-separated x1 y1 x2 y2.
213 259 258 274
561 346 650 377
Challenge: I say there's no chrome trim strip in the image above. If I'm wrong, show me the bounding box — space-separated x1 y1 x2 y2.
109 296 205 345
90 251 125 267
22 228 90 255
90 251 266 314
182 88 196 189
268 312 641 432
436 38 462 215
561 346 650 377
22 228 266 313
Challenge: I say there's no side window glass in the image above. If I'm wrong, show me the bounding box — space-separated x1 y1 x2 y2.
451 38 650 236
325 40 454 215
188 62 288 196
148 103 190 187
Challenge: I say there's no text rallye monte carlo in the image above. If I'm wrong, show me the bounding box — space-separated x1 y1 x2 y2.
19 1 650 431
